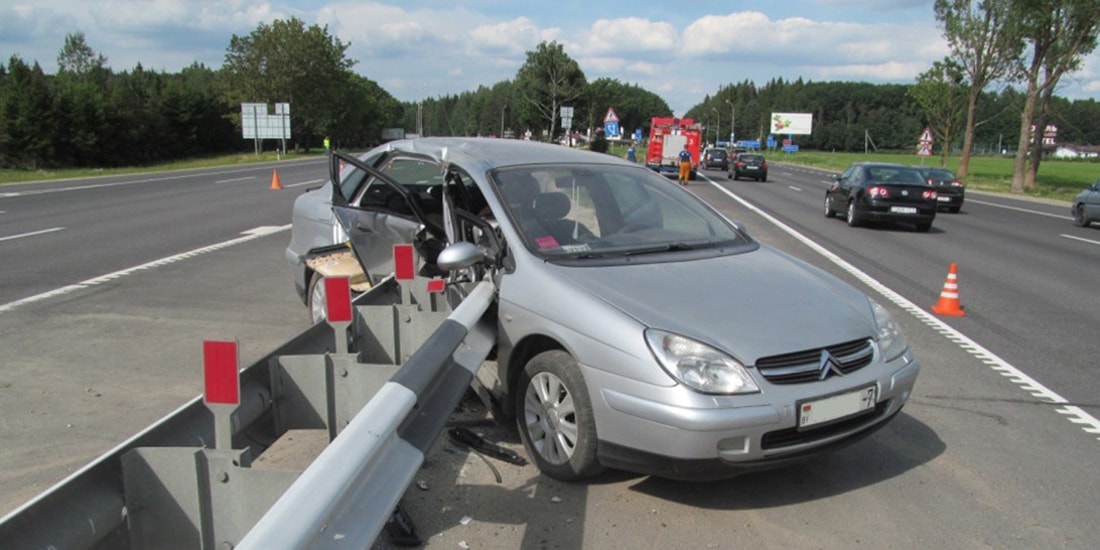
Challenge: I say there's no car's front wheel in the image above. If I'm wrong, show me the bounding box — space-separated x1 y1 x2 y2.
824 195 836 218
515 350 603 481
1073 204 1091 227
307 273 326 324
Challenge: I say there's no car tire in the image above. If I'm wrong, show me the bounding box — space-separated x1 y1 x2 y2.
915 221 932 232
1073 204 1091 227
307 272 327 324
515 350 604 481
846 201 861 227
824 195 836 218
759 175 767 182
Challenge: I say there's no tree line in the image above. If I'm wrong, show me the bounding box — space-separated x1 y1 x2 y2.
2 3 1098 194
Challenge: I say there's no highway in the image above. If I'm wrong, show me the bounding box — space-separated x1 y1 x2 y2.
1 157 1098 548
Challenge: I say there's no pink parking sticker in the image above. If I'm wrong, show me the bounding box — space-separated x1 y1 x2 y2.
535 235 560 249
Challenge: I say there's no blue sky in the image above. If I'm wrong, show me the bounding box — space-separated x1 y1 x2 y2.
2 0 1098 117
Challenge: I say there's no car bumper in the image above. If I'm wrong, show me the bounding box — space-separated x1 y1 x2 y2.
935 192 965 209
860 203 936 224
585 350 920 480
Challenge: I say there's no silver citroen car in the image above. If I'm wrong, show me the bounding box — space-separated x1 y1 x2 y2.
286 137 921 481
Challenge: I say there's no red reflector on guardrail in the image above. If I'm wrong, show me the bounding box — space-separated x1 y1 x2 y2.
203 340 240 405
325 276 352 322
427 278 445 293
394 244 415 280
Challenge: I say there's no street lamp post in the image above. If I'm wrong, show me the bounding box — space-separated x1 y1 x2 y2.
711 108 720 145
725 99 735 145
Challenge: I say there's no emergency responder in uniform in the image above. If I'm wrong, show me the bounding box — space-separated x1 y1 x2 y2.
678 143 692 185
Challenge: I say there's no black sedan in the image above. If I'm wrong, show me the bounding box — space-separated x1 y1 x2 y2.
918 167 965 213
825 162 937 232
1073 179 1100 227
730 153 768 181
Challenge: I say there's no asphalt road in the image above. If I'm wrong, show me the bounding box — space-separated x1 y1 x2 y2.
1 158 1098 548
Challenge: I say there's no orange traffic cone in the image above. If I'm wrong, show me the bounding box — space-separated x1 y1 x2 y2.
931 263 966 316
270 168 283 190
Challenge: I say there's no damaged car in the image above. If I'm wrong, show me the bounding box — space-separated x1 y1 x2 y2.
286 137 921 481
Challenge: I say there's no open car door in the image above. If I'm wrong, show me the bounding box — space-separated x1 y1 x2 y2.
328 151 448 285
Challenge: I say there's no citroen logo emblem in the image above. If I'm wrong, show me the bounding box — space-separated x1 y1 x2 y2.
818 350 845 380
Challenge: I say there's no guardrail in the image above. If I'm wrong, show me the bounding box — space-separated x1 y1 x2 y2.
239 280 496 548
0 273 497 549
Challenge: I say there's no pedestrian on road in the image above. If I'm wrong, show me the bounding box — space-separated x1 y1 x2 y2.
678 144 692 185
626 142 637 163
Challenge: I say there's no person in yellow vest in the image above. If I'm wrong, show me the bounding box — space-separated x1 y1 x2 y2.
678 143 692 185
323 136 331 152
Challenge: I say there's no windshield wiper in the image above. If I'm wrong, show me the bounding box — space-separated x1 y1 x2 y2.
623 241 715 257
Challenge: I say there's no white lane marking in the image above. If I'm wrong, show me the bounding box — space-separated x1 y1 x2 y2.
0 164 317 197
0 227 65 242
1061 233 1100 246
216 177 255 184
788 185 803 192
703 175 1100 442
967 198 1071 220
0 225 291 315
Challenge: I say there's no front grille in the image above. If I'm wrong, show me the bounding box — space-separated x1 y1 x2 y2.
755 339 873 384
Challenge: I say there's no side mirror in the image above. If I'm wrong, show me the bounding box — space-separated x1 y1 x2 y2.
436 241 487 272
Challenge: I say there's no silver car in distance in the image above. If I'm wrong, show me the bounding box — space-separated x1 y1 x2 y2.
286 137 921 481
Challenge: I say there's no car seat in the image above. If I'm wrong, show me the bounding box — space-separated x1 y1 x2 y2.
531 192 594 245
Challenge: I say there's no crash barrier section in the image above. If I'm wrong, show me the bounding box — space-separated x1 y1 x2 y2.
0 270 497 549
238 279 496 549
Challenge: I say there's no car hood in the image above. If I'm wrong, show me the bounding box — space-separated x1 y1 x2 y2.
547 246 875 364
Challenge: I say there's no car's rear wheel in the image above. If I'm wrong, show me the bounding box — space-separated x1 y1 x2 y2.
1073 204 1091 227
824 195 837 218
515 350 603 481
846 201 861 227
307 273 326 324
915 221 932 232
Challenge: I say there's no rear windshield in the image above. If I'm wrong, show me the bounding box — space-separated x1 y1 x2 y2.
739 154 764 162
866 166 925 184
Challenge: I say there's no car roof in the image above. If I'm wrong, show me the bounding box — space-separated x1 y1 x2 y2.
369 137 634 175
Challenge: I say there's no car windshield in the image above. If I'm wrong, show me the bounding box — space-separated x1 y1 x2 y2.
739 154 763 163
491 164 751 260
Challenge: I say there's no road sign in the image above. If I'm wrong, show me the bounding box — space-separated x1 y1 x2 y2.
919 127 934 143
604 108 619 123
918 141 933 157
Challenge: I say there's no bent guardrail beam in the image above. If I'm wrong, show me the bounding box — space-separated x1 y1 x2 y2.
237 279 497 549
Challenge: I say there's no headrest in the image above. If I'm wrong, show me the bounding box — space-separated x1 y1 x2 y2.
502 174 540 208
531 192 570 220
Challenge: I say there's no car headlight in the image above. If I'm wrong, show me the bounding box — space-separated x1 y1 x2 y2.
644 329 760 395
871 299 907 362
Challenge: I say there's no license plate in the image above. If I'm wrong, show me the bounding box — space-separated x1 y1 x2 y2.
890 206 917 214
937 196 951 202
744 166 758 170
798 386 876 429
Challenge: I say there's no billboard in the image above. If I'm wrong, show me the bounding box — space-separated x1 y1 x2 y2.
241 103 291 139
770 112 813 135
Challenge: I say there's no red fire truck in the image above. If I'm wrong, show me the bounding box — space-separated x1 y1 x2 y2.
645 117 702 180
